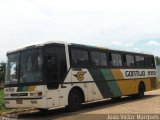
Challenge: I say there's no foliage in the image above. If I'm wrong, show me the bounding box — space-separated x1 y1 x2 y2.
155 56 160 65
0 89 5 111
0 62 6 82
0 89 13 112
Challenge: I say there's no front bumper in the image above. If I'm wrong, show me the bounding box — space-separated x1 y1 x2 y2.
4 98 48 109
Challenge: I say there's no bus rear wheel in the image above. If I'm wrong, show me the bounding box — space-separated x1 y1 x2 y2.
134 83 145 98
67 89 82 112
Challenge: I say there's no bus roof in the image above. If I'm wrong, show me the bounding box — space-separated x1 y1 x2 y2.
69 43 154 56
7 41 69 54
7 41 154 56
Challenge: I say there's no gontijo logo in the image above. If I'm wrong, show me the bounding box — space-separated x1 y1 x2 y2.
74 71 86 81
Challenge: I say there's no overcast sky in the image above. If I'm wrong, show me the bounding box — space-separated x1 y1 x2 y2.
1 0 160 61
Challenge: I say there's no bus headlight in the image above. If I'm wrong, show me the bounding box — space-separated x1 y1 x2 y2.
30 93 37 97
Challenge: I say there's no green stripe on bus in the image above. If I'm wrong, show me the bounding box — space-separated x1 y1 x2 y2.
100 69 114 80
100 69 121 97
89 69 113 98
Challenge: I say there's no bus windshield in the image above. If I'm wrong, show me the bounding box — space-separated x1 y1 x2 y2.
5 49 43 85
5 53 20 84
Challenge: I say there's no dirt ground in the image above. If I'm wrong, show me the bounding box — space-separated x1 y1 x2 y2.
0 90 160 120
84 90 160 114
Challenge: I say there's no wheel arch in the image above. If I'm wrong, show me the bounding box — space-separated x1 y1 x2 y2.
68 86 85 103
139 81 146 91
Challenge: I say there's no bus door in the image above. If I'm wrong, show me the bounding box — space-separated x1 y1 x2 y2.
44 45 67 107
45 55 60 107
45 55 59 88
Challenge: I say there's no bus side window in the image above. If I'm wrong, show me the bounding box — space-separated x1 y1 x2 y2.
91 52 108 66
100 53 108 66
91 51 100 66
71 49 81 65
111 53 122 67
125 54 135 67
71 49 89 66
81 51 89 65
145 56 155 67
135 56 145 67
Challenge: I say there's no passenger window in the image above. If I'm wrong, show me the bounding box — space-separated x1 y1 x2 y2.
100 53 108 66
145 56 155 67
125 55 135 67
111 53 122 67
135 56 145 67
71 49 89 66
91 52 100 66
81 51 89 64
91 52 108 66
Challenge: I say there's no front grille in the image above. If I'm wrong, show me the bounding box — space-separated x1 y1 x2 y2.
10 93 28 97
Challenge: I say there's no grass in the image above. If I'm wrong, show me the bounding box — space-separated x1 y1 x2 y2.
0 89 34 115
0 89 12 113
0 89 5 111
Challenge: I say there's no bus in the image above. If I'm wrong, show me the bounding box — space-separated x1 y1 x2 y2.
4 41 158 111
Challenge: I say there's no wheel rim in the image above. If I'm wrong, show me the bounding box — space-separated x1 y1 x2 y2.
73 94 80 105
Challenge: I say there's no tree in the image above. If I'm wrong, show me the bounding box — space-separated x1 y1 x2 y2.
0 62 6 82
155 56 160 65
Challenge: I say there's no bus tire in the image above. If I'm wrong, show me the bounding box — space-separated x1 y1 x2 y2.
134 83 145 98
67 89 82 112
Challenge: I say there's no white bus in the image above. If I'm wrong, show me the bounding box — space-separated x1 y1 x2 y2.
4 41 158 111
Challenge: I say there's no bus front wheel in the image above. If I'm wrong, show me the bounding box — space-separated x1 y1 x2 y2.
67 89 82 112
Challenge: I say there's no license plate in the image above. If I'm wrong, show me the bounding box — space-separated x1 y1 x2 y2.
16 99 22 104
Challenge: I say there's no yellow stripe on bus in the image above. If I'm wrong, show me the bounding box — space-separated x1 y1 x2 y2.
111 69 152 96
111 69 131 95
111 69 124 80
